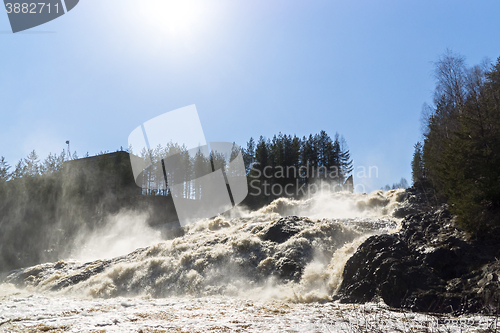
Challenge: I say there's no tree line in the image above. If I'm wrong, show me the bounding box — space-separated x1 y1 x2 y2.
130 142 242 200
412 50 500 233
241 131 353 208
129 130 354 208
0 130 354 271
380 178 409 191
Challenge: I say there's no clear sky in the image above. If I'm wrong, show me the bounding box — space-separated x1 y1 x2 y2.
1 0 500 192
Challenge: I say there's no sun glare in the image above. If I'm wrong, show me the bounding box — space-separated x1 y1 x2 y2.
142 0 206 39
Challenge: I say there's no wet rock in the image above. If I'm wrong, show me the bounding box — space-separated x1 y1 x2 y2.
338 233 441 308
337 190 500 315
392 202 418 218
275 257 302 281
259 216 311 243
392 206 417 218
51 261 110 291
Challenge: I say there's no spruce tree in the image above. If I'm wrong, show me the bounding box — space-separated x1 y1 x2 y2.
0 157 10 181
339 135 353 182
411 142 424 185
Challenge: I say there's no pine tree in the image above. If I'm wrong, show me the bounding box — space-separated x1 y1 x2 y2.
0 157 10 181
11 159 26 179
419 53 500 232
193 148 211 200
254 136 269 173
301 135 317 184
339 135 353 182
24 150 40 177
40 153 61 175
411 142 424 185
243 137 255 174
329 134 342 185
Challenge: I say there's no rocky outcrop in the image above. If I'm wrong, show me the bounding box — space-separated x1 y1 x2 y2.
336 188 500 315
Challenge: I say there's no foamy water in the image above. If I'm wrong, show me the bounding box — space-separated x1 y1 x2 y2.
0 288 495 332
1 190 495 332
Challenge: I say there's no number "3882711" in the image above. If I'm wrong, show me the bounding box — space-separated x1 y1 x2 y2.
5 3 60 14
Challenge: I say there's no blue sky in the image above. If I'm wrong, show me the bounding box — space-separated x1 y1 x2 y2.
1 0 500 192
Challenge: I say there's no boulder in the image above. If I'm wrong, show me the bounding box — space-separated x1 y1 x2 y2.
336 192 500 315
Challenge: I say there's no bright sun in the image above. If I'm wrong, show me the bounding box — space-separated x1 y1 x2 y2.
142 0 206 39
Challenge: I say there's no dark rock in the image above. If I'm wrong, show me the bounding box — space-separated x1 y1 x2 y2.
338 232 441 308
275 257 302 281
260 216 311 243
51 261 110 291
393 204 418 218
423 247 463 279
337 190 500 315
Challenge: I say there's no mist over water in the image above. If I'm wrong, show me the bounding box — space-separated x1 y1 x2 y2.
69 211 163 263
5 189 492 332
255 189 405 220
2 189 405 303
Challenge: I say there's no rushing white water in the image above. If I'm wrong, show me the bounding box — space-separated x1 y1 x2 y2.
0 189 496 332
0 286 495 332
